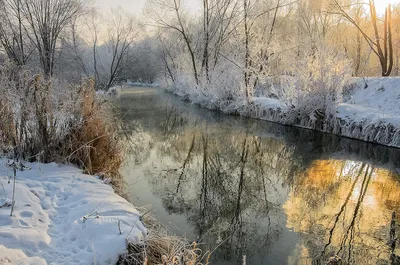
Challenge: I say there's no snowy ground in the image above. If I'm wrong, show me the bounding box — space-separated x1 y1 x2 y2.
339 77 400 128
126 82 160 87
0 160 146 265
334 77 400 147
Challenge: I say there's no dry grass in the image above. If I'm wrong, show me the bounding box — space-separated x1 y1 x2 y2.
118 211 211 265
56 79 123 179
0 63 123 189
0 63 209 263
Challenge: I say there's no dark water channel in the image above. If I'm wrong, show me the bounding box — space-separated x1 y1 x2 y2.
115 86 400 265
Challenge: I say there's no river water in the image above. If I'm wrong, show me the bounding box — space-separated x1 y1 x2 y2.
115 86 400 265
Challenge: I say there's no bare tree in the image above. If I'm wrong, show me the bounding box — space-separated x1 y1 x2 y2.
21 0 82 77
201 0 241 81
104 10 139 89
85 10 101 88
68 18 89 76
334 0 393 76
147 0 199 85
242 0 297 101
85 10 102 89
158 35 178 83
243 0 251 100
0 0 33 65
202 0 211 81
54 17 90 81
211 0 240 67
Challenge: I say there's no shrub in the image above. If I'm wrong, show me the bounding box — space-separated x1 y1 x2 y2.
118 211 210 265
282 47 351 129
0 63 123 185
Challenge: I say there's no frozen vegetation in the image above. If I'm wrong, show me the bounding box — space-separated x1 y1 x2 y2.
162 44 399 147
167 75 400 148
145 0 400 148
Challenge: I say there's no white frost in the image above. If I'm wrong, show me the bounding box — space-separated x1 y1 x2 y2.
168 76 400 147
251 97 287 111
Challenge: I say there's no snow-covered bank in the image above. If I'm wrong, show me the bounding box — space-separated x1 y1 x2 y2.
334 77 400 146
126 81 160 87
0 160 146 265
167 77 400 148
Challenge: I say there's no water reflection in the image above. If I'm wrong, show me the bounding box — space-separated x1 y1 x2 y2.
115 87 400 265
154 128 294 263
285 161 400 264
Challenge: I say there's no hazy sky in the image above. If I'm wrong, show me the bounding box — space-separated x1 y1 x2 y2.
94 0 198 15
94 0 398 16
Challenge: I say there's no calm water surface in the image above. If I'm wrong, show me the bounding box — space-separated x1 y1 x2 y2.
115 86 400 265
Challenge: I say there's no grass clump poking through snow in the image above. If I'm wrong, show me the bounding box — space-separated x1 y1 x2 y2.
0 63 123 187
118 212 211 265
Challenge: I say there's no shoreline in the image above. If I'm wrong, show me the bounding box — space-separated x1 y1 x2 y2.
0 160 146 265
0 158 205 265
165 79 400 149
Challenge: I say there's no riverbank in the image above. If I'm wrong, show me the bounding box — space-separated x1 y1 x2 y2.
167 77 400 148
0 69 204 265
0 160 146 265
114 86 400 264
0 161 206 265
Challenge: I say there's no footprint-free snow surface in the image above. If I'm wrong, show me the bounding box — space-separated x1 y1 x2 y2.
339 77 400 127
0 160 146 265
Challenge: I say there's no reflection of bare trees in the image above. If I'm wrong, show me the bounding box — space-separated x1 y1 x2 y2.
285 161 400 265
115 89 400 264
320 165 375 264
175 134 196 192
146 124 299 264
162 106 188 138
337 166 373 264
322 164 367 256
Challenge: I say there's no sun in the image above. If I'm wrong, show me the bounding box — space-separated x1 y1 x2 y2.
374 0 399 14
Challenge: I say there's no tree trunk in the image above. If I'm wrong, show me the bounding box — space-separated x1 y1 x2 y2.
202 0 210 82
244 0 250 102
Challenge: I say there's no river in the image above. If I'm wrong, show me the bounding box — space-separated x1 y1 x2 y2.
115 86 400 265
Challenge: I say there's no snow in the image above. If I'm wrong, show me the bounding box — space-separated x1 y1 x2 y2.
95 86 121 96
126 80 160 87
345 77 400 116
96 90 107 96
333 77 400 147
339 77 400 126
251 97 287 111
0 160 146 265
247 77 400 147
168 76 400 147
337 103 400 128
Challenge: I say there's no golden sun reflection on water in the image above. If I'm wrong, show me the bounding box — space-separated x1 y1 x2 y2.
284 159 400 264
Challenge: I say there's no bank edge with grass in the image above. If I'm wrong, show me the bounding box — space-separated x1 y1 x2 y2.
0 63 206 265
165 76 400 149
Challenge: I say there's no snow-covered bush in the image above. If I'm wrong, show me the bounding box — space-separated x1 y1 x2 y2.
167 60 247 114
0 63 123 182
283 47 351 129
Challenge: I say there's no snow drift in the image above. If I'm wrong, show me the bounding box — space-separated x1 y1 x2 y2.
334 77 400 147
0 160 146 265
